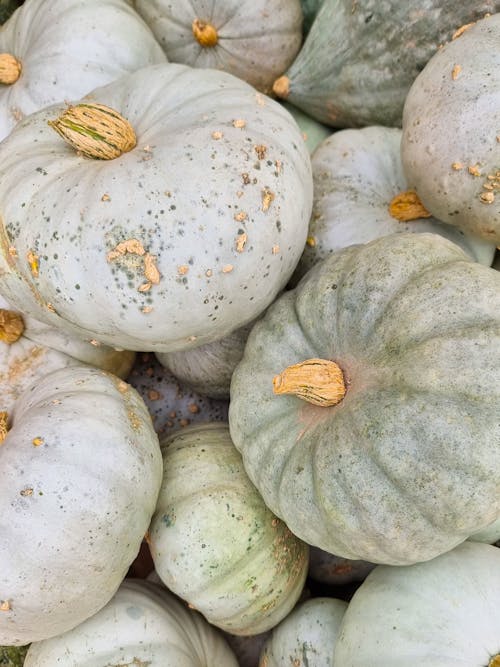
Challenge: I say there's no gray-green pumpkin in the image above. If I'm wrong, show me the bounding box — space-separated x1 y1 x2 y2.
272 0 500 128
401 13 500 245
229 232 500 565
148 422 309 635
294 125 496 283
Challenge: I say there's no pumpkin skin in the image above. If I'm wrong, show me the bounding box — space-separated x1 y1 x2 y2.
0 63 313 352
229 232 500 565
0 366 162 645
272 0 500 128
132 0 302 95
24 579 239 666
468 517 500 544
294 126 496 283
128 352 228 432
259 597 347 667
401 14 500 245
280 102 331 155
0 0 166 141
0 296 135 411
148 422 309 635
334 542 500 667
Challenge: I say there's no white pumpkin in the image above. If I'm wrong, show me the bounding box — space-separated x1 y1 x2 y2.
0 366 162 645
24 579 239 666
0 0 166 140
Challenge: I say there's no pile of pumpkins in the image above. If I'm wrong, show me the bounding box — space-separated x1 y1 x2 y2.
0 0 499 665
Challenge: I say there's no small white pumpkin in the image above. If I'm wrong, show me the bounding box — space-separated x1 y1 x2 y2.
0 366 162 645
0 0 166 140
24 579 239 666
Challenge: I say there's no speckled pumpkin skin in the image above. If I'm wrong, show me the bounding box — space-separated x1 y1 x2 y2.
229 233 500 565
259 597 347 667
0 366 162 645
133 0 302 95
276 0 500 127
0 0 166 141
401 14 500 245
334 542 500 667
294 126 495 283
24 580 239 667
0 63 313 352
149 423 309 635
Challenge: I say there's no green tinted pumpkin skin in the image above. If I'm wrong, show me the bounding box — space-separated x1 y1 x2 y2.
273 0 500 128
0 64 313 353
259 598 347 667
24 580 239 667
294 126 495 284
133 0 303 95
279 102 331 155
401 14 500 245
0 0 166 141
229 232 500 565
0 366 162 646
149 423 309 635
300 0 324 35
334 542 500 667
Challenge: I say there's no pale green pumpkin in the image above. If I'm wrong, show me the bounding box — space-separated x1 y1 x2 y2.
272 0 500 127
334 542 500 666
0 64 312 352
148 423 309 635
0 0 166 141
229 232 500 565
0 366 162 645
401 13 500 245
24 579 239 666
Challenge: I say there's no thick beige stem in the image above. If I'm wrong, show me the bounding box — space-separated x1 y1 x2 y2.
192 18 218 47
389 190 432 222
48 103 137 160
272 75 290 99
273 358 346 407
0 52 21 85
0 308 24 343
0 411 8 444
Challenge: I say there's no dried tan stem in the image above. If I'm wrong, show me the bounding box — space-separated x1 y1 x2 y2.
389 190 432 222
273 358 346 407
0 53 21 84
0 308 24 343
192 18 218 47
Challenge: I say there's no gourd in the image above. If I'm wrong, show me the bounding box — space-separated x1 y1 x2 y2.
132 0 302 95
156 321 254 399
280 102 331 155
229 232 500 565
334 541 500 666
0 63 313 352
271 0 500 128
0 365 162 645
0 296 135 411
294 126 495 283
401 13 500 245
24 579 239 666
128 351 228 431
259 597 347 667
148 423 309 635
0 0 166 141
468 517 500 544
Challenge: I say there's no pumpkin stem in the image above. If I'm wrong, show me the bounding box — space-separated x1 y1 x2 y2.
48 103 137 160
192 18 219 47
0 53 21 85
488 655 500 667
0 308 24 343
272 75 290 99
389 190 432 222
0 411 8 444
273 358 346 407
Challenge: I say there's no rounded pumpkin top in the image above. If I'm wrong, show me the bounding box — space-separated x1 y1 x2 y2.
0 0 166 141
0 63 313 352
229 232 500 565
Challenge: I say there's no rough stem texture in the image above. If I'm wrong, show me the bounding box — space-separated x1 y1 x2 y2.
273 358 346 406
0 53 21 84
389 190 432 222
0 308 24 343
192 18 218 47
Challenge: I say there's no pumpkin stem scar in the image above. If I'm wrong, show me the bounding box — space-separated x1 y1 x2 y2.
489 655 500 667
272 75 290 99
0 308 24 343
48 103 137 160
192 18 218 47
273 358 346 406
0 53 21 85
0 411 8 444
389 190 432 221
